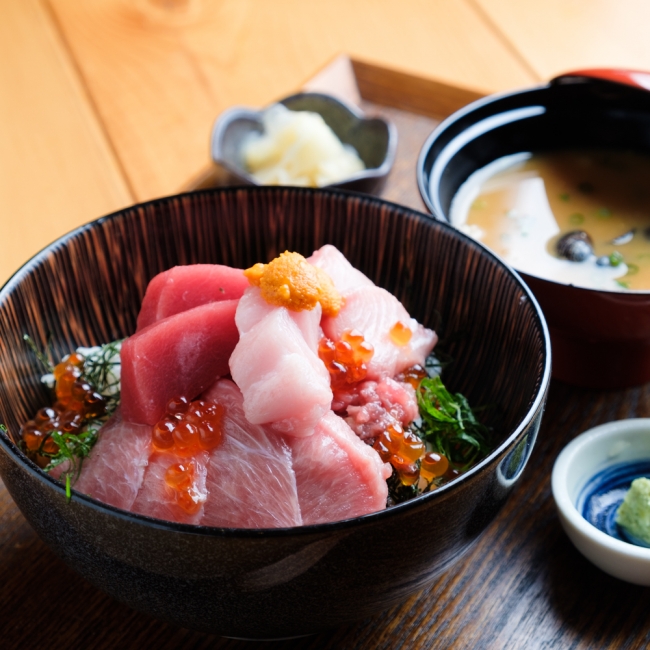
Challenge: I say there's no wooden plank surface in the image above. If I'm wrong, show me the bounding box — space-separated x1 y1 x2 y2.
0 0 132 285
45 0 535 203
472 0 650 80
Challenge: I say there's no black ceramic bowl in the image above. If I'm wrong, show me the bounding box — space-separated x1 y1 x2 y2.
418 69 650 389
0 187 549 639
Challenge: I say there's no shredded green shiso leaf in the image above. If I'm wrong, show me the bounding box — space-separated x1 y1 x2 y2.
387 372 493 505
43 424 102 500
414 375 492 471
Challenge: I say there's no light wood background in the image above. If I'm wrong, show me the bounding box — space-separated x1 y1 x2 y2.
4 0 649 285
3 3 650 648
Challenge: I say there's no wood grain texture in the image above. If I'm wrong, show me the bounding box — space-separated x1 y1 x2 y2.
0 0 132 285
471 0 650 81
352 59 485 121
45 0 534 202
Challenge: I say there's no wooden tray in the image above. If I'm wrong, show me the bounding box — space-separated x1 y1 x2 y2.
184 54 484 213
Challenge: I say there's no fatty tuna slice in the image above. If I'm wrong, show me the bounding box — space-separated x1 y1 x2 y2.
289 411 390 525
72 409 152 511
131 450 209 525
200 379 302 528
322 285 437 380
235 286 323 353
137 264 249 330
308 244 374 295
229 298 332 436
121 300 240 425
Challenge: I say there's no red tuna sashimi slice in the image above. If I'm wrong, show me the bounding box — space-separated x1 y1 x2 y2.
121 300 239 425
308 244 374 295
322 286 437 380
71 410 152 511
235 286 323 353
131 450 209 525
289 411 390 525
137 264 249 330
200 379 302 528
229 301 332 436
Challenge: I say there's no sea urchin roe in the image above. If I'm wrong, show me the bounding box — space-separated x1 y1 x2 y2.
20 354 107 466
152 396 224 456
244 251 342 317
164 461 202 515
389 321 413 347
318 329 374 388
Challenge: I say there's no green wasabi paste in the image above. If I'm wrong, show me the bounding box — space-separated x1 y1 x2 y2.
616 477 650 546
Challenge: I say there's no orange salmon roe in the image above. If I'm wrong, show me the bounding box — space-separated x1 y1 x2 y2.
152 396 224 456
373 424 426 486
164 461 202 515
395 364 428 390
389 321 413 347
373 424 450 488
20 354 106 466
318 329 374 388
420 452 449 482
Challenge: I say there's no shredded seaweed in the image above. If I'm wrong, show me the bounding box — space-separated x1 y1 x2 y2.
386 470 419 506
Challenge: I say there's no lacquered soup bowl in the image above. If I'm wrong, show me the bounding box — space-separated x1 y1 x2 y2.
418 69 650 388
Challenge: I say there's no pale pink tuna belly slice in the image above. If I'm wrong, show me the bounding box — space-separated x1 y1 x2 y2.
200 379 302 528
137 264 249 330
235 287 323 353
307 244 374 295
131 450 209 525
289 411 390 525
121 300 240 425
230 300 332 436
72 410 152 511
322 286 437 380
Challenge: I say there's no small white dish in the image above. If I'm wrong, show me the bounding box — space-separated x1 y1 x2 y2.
552 418 650 585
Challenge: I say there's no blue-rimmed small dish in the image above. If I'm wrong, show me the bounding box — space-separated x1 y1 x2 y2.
552 418 650 584
210 92 397 194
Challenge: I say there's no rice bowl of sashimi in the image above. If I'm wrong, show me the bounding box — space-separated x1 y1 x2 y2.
0 187 550 638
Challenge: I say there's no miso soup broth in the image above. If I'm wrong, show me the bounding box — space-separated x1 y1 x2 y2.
450 150 650 291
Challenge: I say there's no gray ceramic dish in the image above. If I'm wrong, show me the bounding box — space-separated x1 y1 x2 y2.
0 187 550 639
210 92 397 194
